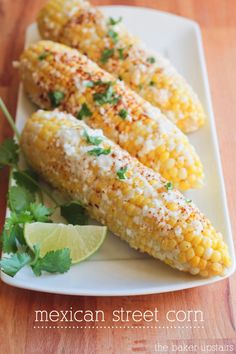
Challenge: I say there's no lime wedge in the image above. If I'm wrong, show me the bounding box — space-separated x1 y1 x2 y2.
24 222 107 264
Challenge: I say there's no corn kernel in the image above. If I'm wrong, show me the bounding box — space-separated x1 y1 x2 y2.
179 241 191 251
195 245 204 257
192 236 202 246
190 256 200 267
211 251 221 262
186 248 195 261
210 263 223 274
198 259 207 270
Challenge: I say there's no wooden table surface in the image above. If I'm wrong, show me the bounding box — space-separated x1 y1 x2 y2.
1 0 236 353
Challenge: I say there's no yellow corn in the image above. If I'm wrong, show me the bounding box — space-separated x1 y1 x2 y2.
21 110 231 277
37 0 206 133
19 40 204 190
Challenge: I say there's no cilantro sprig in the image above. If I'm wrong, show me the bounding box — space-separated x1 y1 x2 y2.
100 48 114 63
108 17 122 25
93 82 121 106
83 130 103 146
0 98 87 278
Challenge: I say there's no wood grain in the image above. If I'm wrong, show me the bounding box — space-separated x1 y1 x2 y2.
0 1 236 353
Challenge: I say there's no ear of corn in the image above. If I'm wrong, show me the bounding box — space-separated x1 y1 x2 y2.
19 40 204 191
37 0 206 133
21 110 231 277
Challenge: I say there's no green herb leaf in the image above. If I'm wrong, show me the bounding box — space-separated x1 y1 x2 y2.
28 203 53 222
108 16 122 25
0 139 19 168
77 103 92 120
118 109 128 120
8 186 35 213
31 248 71 276
83 130 103 146
118 48 124 60
147 57 156 64
100 48 114 63
165 182 174 191
48 91 64 108
88 147 111 156
117 166 128 180
149 81 155 86
13 169 39 193
5 211 34 230
61 201 89 225
185 198 192 204
93 83 120 105
2 227 17 253
0 252 31 277
108 29 119 43
38 51 49 61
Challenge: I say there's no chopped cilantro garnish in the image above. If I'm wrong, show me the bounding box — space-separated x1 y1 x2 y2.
165 182 174 191
100 48 114 63
83 130 103 146
48 90 64 108
149 81 155 86
118 48 124 60
108 16 122 25
93 83 120 105
117 166 128 180
77 103 92 120
108 29 119 43
147 57 156 64
88 147 111 156
38 52 49 61
118 109 128 120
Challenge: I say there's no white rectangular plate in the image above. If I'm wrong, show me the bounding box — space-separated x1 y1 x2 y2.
1 6 235 296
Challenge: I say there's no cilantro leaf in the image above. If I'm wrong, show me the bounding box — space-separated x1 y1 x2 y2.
2 223 26 253
48 91 65 108
108 16 122 25
0 139 19 168
117 166 128 180
83 130 103 146
28 203 53 222
38 51 49 61
2 227 18 253
88 147 111 156
77 103 92 120
5 211 34 230
31 249 71 276
118 109 128 120
8 185 35 213
118 48 124 60
147 56 156 64
108 29 119 43
93 83 120 105
165 182 174 191
13 169 39 193
61 201 89 225
0 252 31 277
100 48 114 63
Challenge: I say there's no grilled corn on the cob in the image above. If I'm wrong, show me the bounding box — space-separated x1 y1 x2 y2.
37 0 206 133
21 110 231 277
19 40 204 191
